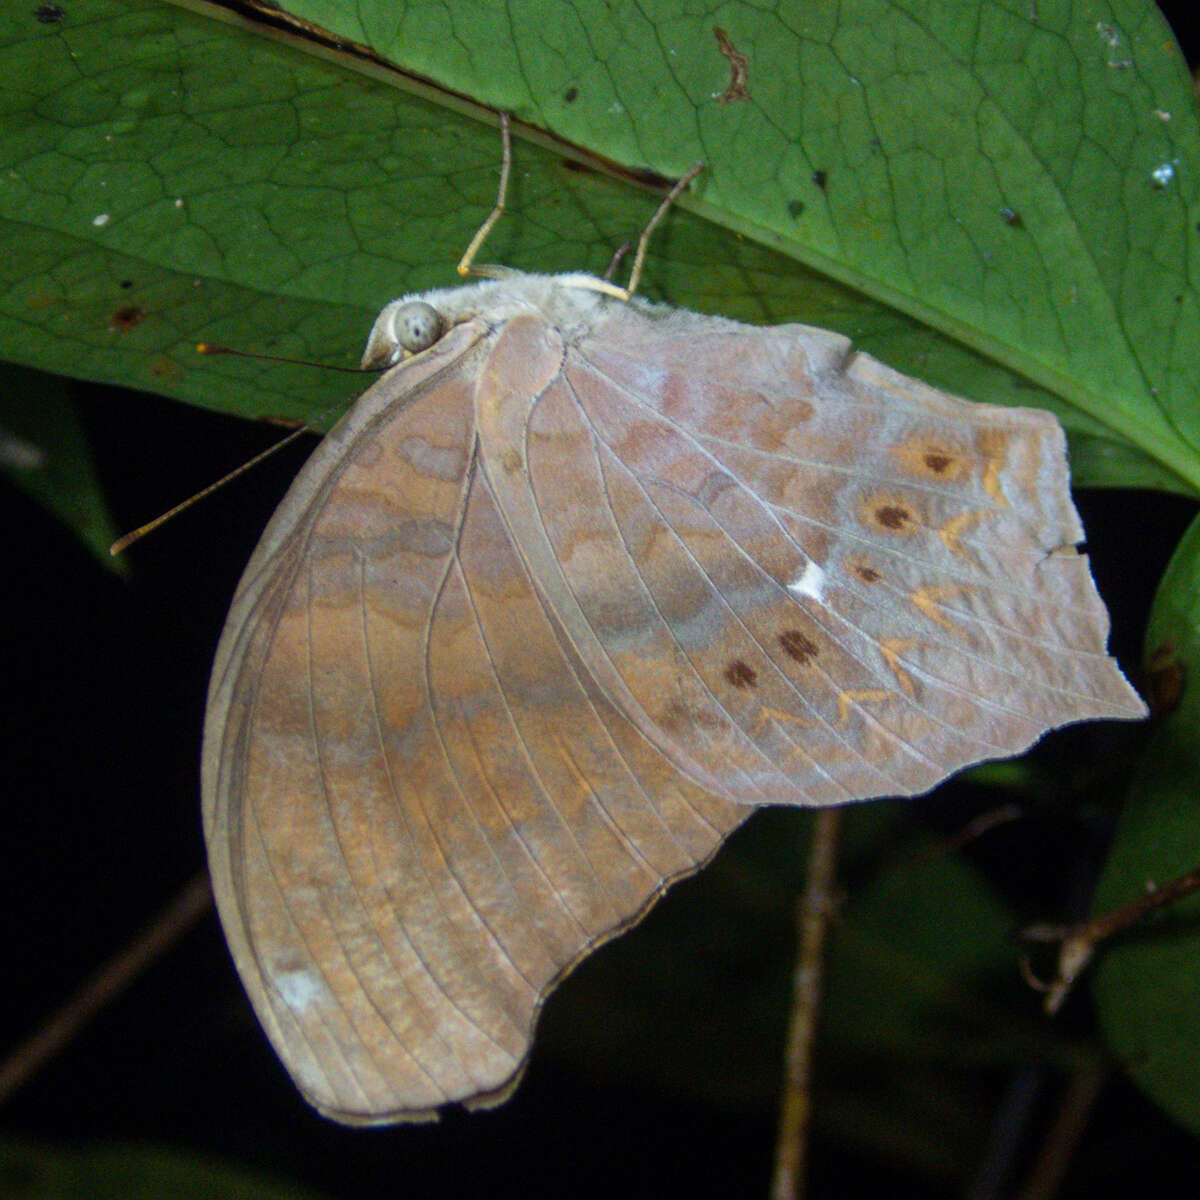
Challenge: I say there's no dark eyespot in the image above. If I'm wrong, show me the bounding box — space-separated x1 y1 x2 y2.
875 505 911 531
393 301 444 353
779 630 819 665
724 660 758 688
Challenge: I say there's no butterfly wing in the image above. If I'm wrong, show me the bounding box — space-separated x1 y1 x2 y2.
202 317 742 1125
205 279 1144 1126
475 303 1145 810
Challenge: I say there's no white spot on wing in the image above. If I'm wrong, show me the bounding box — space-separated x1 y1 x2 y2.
788 560 827 604
273 968 325 1014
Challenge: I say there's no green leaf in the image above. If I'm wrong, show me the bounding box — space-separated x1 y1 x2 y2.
0 0 1197 552
1093 512 1200 1137
0 364 121 566
238 0 1200 489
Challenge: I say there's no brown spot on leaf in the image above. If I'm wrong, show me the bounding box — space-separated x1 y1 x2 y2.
779 630 819 665
724 659 758 688
148 357 181 380
110 305 145 333
564 86 578 103
713 27 749 104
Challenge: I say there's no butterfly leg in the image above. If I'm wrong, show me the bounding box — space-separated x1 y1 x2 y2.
458 110 702 301
457 112 514 279
611 161 704 300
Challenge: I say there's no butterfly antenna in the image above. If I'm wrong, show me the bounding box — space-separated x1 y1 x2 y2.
619 161 704 300
458 112 513 279
110 423 311 555
197 342 369 374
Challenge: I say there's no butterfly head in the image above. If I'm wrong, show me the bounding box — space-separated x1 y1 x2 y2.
360 299 446 370
360 273 615 373
359 280 524 371
392 301 444 354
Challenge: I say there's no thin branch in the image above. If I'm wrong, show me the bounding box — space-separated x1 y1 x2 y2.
1014 1061 1110 1200
1022 863 1200 1013
937 803 1023 856
771 807 844 1200
0 872 212 1104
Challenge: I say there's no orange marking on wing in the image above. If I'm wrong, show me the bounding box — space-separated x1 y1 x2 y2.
912 585 969 631
982 460 1006 506
753 704 818 734
549 728 594 804
892 435 969 483
939 510 988 560
879 639 917 697
837 689 893 724
751 705 822 770
976 429 1011 507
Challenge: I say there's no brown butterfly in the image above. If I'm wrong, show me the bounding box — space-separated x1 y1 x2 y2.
202 116 1145 1125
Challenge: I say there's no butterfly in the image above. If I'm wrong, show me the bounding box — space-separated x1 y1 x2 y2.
201 116 1145 1124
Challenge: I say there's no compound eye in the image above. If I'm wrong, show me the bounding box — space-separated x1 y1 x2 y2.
392 301 444 353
